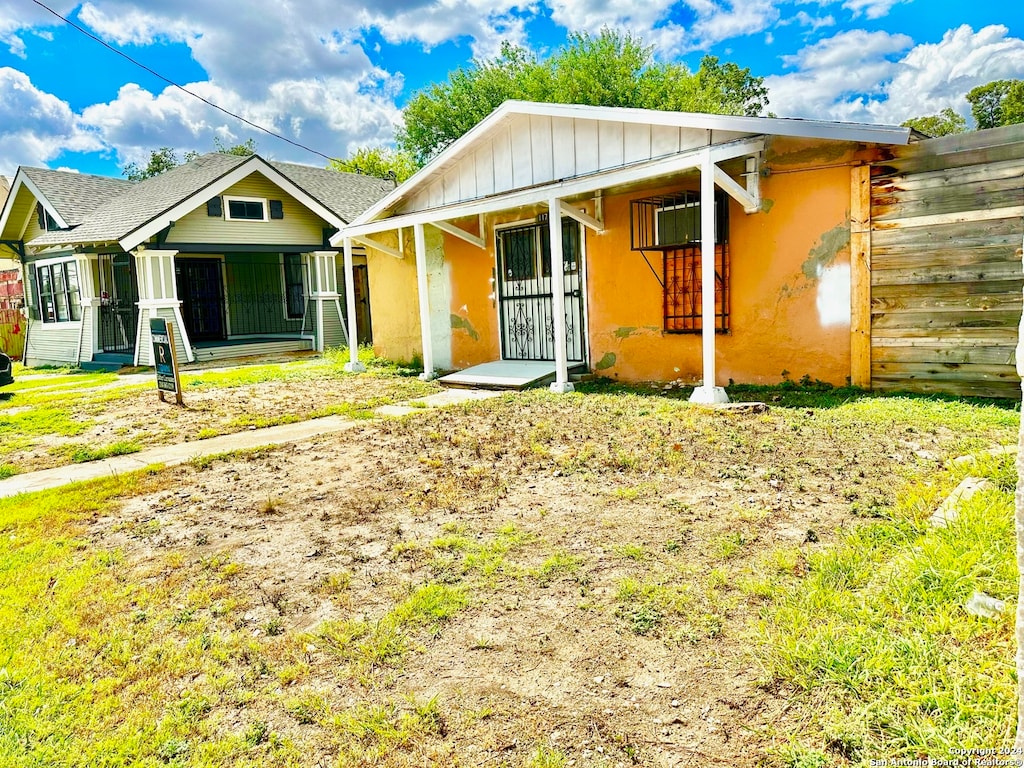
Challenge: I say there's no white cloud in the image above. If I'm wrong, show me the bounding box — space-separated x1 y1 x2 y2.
357 0 535 61
0 1 79 56
80 73 404 168
768 24 1024 125
781 11 836 31
0 67 103 176
842 0 908 20
687 0 780 46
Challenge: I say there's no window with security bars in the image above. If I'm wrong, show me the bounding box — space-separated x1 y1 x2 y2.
663 244 730 333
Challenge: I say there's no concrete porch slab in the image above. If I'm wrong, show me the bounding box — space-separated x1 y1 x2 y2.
438 360 559 390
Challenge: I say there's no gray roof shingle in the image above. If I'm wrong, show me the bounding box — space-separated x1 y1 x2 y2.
268 159 396 223
22 167 135 226
28 153 395 248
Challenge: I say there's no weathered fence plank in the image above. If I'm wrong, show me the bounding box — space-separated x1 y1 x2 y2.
868 124 1024 398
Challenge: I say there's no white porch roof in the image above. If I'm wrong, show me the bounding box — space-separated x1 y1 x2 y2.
332 101 912 242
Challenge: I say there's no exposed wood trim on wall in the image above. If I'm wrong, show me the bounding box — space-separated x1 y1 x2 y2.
850 164 872 388
432 220 486 248
712 165 759 213
351 235 404 260
557 200 605 233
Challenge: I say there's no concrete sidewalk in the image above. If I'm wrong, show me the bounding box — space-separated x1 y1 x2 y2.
0 388 501 499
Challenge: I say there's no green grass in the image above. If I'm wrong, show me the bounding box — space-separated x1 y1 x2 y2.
50 440 143 463
317 583 468 675
756 451 1017 762
0 370 1018 765
0 471 311 767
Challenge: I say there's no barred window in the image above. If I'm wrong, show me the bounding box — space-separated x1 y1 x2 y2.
663 244 730 333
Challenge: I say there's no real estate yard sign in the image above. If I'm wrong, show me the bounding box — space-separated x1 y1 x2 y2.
150 317 183 405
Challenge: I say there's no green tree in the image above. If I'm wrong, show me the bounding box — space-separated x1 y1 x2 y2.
1002 80 1024 126
966 79 1024 129
901 107 967 137
122 147 197 181
330 146 418 183
396 28 768 163
122 139 258 181
214 137 258 156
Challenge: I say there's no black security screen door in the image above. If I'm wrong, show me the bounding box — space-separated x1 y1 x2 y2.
175 258 226 341
98 253 140 354
496 219 585 363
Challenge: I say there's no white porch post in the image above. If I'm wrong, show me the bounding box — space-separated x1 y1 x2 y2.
132 248 193 365
309 251 340 353
342 237 365 373
413 223 436 380
74 253 100 362
690 151 729 404
547 196 574 394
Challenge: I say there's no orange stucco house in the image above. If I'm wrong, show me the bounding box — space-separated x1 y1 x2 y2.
331 101 913 402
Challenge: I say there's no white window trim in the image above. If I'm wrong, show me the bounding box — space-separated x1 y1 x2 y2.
31 254 82 325
654 196 700 247
224 195 269 222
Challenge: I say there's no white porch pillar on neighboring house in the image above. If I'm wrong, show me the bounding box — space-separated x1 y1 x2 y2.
309 251 341 353
341 237 365 373
547 196 574 394
413 222 435 380
132 248 193 365
74 253 100 362
689 151 729 404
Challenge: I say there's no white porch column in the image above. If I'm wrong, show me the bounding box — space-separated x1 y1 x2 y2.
309 251 341 353
413 223 435 380
547 196 574 394
690 152 729 404
74 253 100 361
133 248 193 365
342 237 365 373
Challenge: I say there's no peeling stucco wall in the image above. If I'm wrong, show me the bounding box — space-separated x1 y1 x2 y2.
378 137 875 386
363 231 422 364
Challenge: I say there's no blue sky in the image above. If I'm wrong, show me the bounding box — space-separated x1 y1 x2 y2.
0 0 1021 178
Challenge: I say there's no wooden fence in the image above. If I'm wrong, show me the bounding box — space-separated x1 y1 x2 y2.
0 308 25 360
0 269 24 359
863 124 1024 399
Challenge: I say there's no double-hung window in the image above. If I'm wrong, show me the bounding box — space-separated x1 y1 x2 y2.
630 191 730 333
34 260 81 323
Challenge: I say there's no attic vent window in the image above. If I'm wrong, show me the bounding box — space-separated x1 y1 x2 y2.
225 196 268 222
36 203 60 232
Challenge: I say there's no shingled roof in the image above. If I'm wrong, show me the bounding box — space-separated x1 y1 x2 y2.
28 153 394 249
22 167 134 226
268 159 397 223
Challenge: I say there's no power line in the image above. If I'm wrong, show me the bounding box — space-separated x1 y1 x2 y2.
31 0 340 163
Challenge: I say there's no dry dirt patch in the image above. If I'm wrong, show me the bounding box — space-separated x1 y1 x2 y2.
5 361 435 472
85 390 956 766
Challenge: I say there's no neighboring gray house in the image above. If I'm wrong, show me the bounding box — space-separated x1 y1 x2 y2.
0 154 391 368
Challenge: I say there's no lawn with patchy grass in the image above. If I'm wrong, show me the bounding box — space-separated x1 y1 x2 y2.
0 370 1018 767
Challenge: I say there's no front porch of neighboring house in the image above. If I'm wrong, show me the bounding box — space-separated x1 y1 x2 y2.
81 248 370 369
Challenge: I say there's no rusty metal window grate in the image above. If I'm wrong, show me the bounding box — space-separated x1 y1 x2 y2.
663 244 730 333
630 191 729 250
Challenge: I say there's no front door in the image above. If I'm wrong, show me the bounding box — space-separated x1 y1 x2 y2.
496 218 586 363
175 258 225 341
98 253 139 355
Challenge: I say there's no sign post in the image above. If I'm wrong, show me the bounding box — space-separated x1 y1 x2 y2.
150 317 183 405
